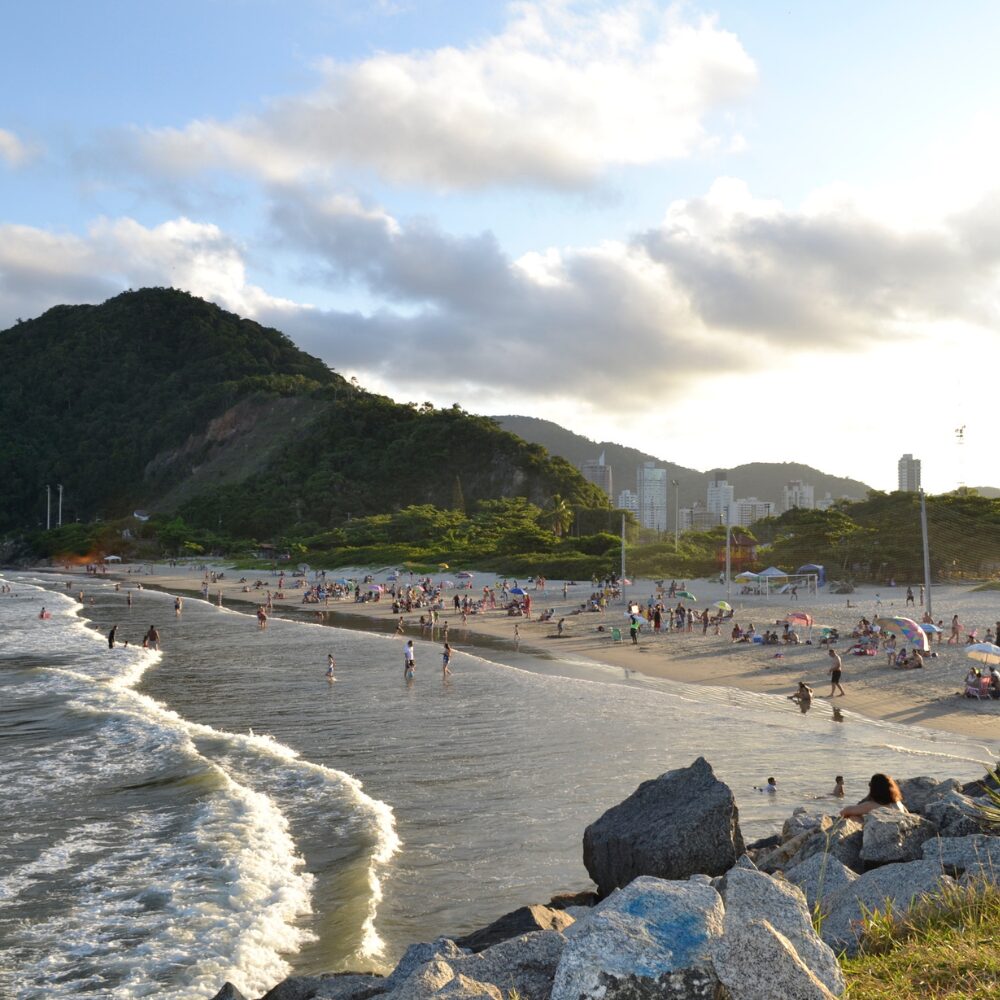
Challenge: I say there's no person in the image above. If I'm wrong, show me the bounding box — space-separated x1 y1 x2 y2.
257 606 267 629
127 591 132 607
395 616 405 635
174 596 183 616
788 681 813 708
326 653 335 679
629 615 640 645
828 648 845 696
754 777 777 793
832 775 846 798
38 607 47 619
905 586 914 606
404 640 416 679
144 625 160 651
557 617 565 636
107 624 118 649
840 773 907 817
441 642 452 677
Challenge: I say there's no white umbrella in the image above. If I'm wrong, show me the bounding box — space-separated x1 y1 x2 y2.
966 642 1000 666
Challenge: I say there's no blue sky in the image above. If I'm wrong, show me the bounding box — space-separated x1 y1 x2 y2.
3 1 1000 492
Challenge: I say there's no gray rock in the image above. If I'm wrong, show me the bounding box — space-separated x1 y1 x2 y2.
264 974 386 1000
210 985 249 1000
546 890 598 910
454 905 574 953
385 940 468 991
786 819 864 874
719 867 844 995
550 876 724 1000
391 960 502 1000
860 808 937 866
820 861 955 956
582 757 744 895
923 791 990 837
782 810 830 843
450 930 566 1000
897 776 961 814
713 919 839 1000
784 854 858 912
922 834 1000 880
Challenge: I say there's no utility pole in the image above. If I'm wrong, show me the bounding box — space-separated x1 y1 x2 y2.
58 484 63 527
620 513 626 606
725 510 732 603
671 479 679 549
920 489 932 618
46 485 51 530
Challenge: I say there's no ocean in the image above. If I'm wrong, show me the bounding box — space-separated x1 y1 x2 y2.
1 571 996 999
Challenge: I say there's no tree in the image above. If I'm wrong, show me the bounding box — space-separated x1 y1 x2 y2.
541 494 574 537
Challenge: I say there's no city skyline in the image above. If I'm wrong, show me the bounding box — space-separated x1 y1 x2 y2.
3 2 999 492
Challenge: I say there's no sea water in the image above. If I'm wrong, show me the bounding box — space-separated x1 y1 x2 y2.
1 572 996 999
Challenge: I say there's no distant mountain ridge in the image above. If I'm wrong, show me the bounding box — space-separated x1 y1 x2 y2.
491 415 873 511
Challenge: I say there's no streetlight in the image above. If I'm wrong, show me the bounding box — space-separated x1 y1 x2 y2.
671 480 679 548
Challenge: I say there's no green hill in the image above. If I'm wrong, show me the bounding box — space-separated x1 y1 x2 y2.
492 415 872 509
0 289 607 538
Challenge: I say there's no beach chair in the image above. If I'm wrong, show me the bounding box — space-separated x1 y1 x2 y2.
610 627 623 643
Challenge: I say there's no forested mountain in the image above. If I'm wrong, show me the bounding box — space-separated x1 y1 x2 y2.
0 289 606 537
492 415 873 509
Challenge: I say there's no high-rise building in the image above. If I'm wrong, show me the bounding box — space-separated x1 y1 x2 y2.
636 462 669 532
898 454 922 492
707 475 735 516
727 498 774 528
580 451 613 500
616 489 639 513
782 480 815 512
678 503 724 532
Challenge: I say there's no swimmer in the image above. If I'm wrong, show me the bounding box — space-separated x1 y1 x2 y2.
753 777 777 794
832 775 845 798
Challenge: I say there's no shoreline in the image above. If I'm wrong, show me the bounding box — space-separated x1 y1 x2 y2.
50 562 1000 751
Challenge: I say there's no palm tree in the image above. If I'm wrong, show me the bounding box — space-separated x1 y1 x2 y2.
542 494 574 537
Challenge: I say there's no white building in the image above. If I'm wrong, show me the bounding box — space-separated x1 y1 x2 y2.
707 476 735 516
727 497 774 528
679 503 724 532
782 480 815 512
616 489 639 513
898 454 922 492
580 451 613 500
637 462 669 532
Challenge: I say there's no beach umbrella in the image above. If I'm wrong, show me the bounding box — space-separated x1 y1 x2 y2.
456 571 473 579
785 612 813 628
509 587 526 596
677 590 697 600
734 571 758 582
966 642 1000 666
715 601 732 611
921 622 941 633
874 616 930 653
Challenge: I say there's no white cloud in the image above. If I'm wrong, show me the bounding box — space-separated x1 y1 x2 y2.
132 1 756 189
0 128 36 167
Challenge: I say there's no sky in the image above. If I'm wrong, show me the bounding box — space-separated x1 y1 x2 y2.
3 0 1000 494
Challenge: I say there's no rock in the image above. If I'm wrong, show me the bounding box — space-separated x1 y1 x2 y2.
897 776 962 814
435 975 502 1000
922 834 1000 880
547 890 598 910
210 985 248 1000
262 979 331 1000
391 959 502 1000
746 833 781 853
784 854 858 912
787 819 864 874
713 920 839 1000
310 975 389 1000
450 930 566 1000
960 767 1000 798
550 876 724 1000
820 861 955 956
782 810 829 843
859 808 937 866
454 905 574 953
582 757 744 895
385 939 469 991
923 791 989 837
719 867 844 995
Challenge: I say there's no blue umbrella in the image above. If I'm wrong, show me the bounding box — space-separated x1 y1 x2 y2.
509 587 527 596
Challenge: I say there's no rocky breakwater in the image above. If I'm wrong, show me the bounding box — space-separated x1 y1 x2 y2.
213 759 999 1000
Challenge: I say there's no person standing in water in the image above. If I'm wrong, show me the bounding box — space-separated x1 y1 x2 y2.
107 624 118 649
326 653 336 680
144 625 160 651
404 640 416 679
441 642 452 677
174 596 183 616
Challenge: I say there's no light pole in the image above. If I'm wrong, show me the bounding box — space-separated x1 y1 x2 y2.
58 484 63 527
671 479 679 548
46 485 51 530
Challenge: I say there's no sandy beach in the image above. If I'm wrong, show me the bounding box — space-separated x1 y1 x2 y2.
70 563 1000 749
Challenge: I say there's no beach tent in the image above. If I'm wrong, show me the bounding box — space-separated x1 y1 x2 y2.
758 566 788 578
796 564 826 587
103 555 122 562
734 571 758 583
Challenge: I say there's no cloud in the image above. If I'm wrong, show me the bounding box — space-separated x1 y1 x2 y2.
0 128 36 167
130 1 756 189
0 218 293 328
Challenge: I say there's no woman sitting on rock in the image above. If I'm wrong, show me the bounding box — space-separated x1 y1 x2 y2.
839 773 907 818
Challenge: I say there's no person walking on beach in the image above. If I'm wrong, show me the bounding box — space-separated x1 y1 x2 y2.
828 648 845 696
107 624 118 649
441 642 452 677
404 640 416 679
395 616 405 635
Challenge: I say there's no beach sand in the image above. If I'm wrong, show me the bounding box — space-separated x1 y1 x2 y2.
74 564 1000 748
